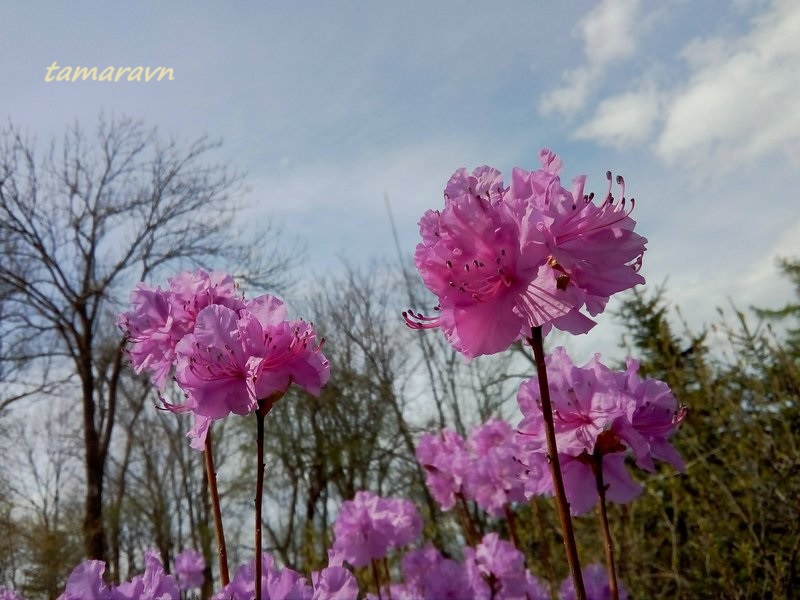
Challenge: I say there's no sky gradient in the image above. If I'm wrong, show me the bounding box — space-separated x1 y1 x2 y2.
2 0 798 358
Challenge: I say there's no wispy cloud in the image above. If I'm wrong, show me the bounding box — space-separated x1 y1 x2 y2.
573 84 661 147
539 0 641 115
571 0 800 174
656 0 800 167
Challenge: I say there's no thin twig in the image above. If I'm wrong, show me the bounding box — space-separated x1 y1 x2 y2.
593 452 619 600
371 559 384 600
528 327 586 600
503 504 521 550
255 408 267 600
204 427 229 586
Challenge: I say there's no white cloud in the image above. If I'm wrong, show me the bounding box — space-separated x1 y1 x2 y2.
540 0 641 115
656 0 800 166
569 0 800 175
573 85 661 147
580 0 641 66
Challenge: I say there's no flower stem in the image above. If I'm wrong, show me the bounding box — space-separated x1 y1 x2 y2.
204 427 230 586
528 326 586 600
371 559 384 600
503 504 521 550
382 557 393 600
457 492 479 546
592 452 619 600
255 408 266 600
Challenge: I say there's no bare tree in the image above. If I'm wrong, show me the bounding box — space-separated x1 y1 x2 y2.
0 115 293 561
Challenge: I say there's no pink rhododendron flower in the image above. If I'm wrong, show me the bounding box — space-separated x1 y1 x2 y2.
332 491 422 567
212 554 311 600
524 573 552 600
118 270 244 390
611 357 687 473
559 563 628 600
462 533 549 600
464 419 527 516
59 552 180 600
405 151 646 357
398 545 474 600
121 270 330 450
0 589 24 600
57 560 111 600
174 548 205 590
187 414 213 451
551 453 643 516
112 549 180 600
406 169 570 357
310 566 359 600
517 347 631 457
169 294 329 428
516 346 684 514
417 420 530 517
415 428 470 511
470 533 527 596
507 150 646 323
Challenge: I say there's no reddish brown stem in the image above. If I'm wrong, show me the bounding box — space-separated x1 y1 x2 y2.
382 557 393 600
255 409 266 600
528 326 586 600
371 559 384 600
503 504 521 550
204 427 230 586
593 452 619 600
457 492 479 546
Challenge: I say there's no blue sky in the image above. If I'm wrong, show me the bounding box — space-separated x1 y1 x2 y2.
2 0 799 357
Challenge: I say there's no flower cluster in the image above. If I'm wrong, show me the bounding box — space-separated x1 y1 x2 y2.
517 347 686 514
0 588 24 600
211 553 358 600
416 419 528 516
174 548 205 591
52 545 624 600
117 270 243 391
332 491 422 567
380 534 550 600
57 550 179 600
560 564 629 600
56 551 358 600
118 270 330 449
405 150 646 357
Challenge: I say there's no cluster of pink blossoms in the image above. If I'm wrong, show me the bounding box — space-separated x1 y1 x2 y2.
173 548 205 590
376 534 549 600
560 564 629 600
117 270 330 448
415 350 685 517
332 491 422 568
211 553 358 600
517 347 686 515
416 419 527 516
58 550 179 600
57 550 357 600
405 150 646 357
